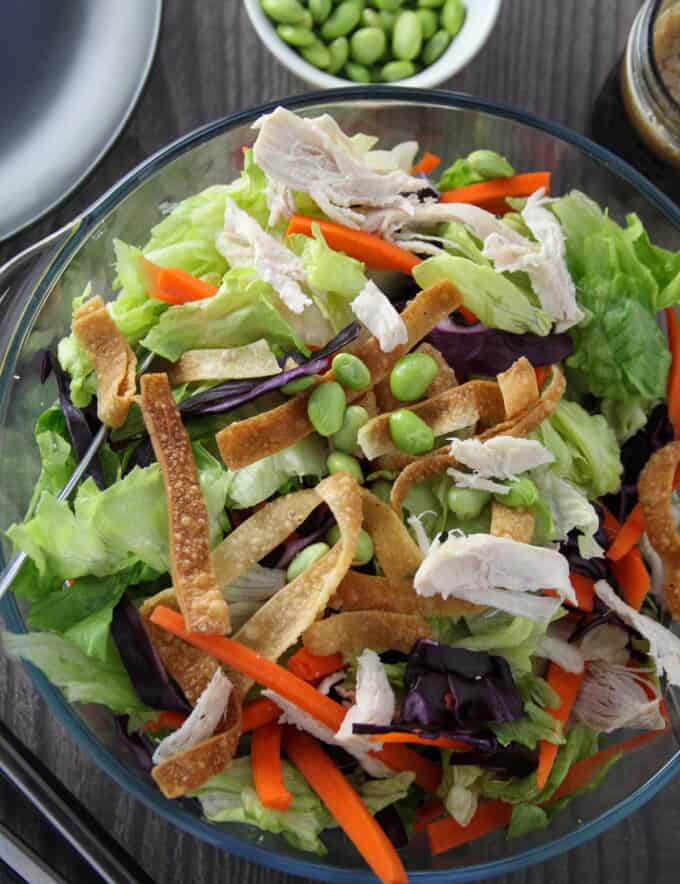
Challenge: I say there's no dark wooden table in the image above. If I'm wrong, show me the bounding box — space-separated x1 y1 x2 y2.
1 1 679 882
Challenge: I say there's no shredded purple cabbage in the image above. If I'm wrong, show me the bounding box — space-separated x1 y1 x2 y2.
273 515 335 569
111 594 191 714
352 722 498 754
114 715 153 772
426 319 573 377
179 322 359 418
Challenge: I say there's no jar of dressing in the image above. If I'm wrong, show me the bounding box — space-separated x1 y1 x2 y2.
591 0 680 203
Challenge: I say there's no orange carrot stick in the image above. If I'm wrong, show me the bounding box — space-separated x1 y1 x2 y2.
666 307 680 438
287 647 344 682
283 729 408 884
611 547 650 611
456 305 479 325
569 573 595 612
411 152 441 176
606 504 646 561
140 258 219 304
242 697 281 733
536 664 585 790
534 365 551 390
143 710 187 733
376 743 443 794
252 722 292 811
413 799 446 834
439 172 551 215
285 215 422 274
427 800 513 855
368 733 470 751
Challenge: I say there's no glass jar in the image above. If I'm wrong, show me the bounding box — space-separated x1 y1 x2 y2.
591 0 680 203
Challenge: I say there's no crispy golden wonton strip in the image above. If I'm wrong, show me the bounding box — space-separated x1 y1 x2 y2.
355 388 378 418
417 342 458 397
167 340 281 385
152 690 242 799
71 295 136 427
360 489 423 584
304 611 431 655
497 357 539 419
490 502 536 543
140 373 229 635
639 440 680 619
478 365 565 442
330 571 481 617
216 281 462 469
390 454 460 515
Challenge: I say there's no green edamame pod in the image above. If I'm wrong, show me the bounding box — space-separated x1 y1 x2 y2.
381 59 416 81
423 29 451 65
281 375 316 395
309 0 332 24
331 405 369 454
321 1 361 40
417 0 445 7
276 24 317 47
393 10 422 61
326 525 374 566
374 0 403 11
345 61 372 82
301 38 332 69
442 0 466 36
350 27 387 65
287 543 330 581
388 409 435 454
389 352 438 402
369 479 393 504
362 8 381 27
467 149 515 180
332 353 371 390
447 486 491 520
327 451 364 484
495 477 539 508
327 36 350 74
377 10 396 31
261 0 308 25
307 381 347 435
416 9 438 39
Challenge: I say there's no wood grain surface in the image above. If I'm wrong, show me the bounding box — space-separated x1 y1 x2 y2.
1 1 679 882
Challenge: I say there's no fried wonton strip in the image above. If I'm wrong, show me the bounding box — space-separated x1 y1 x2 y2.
360 489 423 584
391 455 460 515
355 388 378 418
639 440 680 618
417 342 458 397
304 611 431 655
330 571 481 617
490 502 536 543
216 281 462 469
152 690 242 798
140 373 229 635
166 340 281 385
212 490 319 588
478 365 565 442
497 357 539 419
71 295 136 427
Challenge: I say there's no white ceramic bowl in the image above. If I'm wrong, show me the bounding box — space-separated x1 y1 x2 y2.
244 0 502 89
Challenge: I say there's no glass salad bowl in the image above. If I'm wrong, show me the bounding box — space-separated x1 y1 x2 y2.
1 87 679 883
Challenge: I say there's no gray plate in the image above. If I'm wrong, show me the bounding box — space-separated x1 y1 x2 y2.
0 0 162 241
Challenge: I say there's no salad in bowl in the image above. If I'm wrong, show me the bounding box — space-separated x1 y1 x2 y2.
4 104 680 883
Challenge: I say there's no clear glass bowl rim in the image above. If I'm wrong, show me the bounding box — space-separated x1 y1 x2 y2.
1 85 679 883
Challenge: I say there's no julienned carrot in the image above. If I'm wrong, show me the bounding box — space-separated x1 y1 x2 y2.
427 800 513 855
665 307 680 438
569 573 595 612
149 606 439 790
413 799 446 834
457 305 479 325
252 722 292 811
536 664 585 790
439 172 551 215
611 547 651 611
411 152 441 176
534 365 551 390
283 728 408 884
285 215 421 274
143 710 187 733
369 732 470 751
242 697 281 733
287 648 344 682
606 504 645 561
140 258 218 304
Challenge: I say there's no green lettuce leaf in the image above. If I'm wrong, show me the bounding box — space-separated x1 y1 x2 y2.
438 222 491 264
413 255 552 336
531 469 603 557
492 701 564 750
624 212 680 302
438 150 515 191
109 240 168 344
27 430 75 517
57 333 96 408
507 803 550 839
298 225 367 298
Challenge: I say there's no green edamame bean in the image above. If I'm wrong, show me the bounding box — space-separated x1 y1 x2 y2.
321 1 361 40
423 29 451 65
381 59 416 81
377 10 396 31
362 8 381 27
301 39 332 69
261 0 308 25
467 150 515 180
369 479 393 504
327 451 364 484
393 11 422 61
331 405 369 454
350 26 386 65
287 542 330 581
447 486 491 520
327 36 350 74
496 476 539 508
281 375 316 395
276 24 317 47
309 0 332 24
418 0 446 7
416 8 438 39
388 409 435 454
345 61 372 82
332 353 371 390
327 526 374 566
374 0 403 11
442 0 466 36
307 381 347 436
389 352 438 402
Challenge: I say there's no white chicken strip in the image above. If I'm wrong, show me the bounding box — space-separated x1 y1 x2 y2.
336 649 395 751
216 198 312 314
573 661 665 733
252 108 424 229
450 437 554 478
351 280 408 353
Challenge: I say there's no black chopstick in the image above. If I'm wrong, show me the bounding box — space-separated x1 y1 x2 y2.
0 720 154 884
